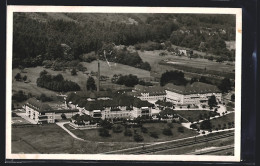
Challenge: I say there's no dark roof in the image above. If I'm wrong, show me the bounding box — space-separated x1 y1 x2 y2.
53 109 79 113
134 85 166 96
26 98 54 113
164 82 221 95
74 91 112 99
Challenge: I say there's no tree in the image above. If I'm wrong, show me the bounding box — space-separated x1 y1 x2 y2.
23 75 27 81
133 133 144 142
86 76 97 91
208 95 217 109
112 124 123 133
162 128 173 136
200 120 212 130
178 126 184 133
14 73 22 81
61 113 67 119
124 128 133 136
99 119 112 129
218 78 232 93
190 77 198 84
160 70 187 86
149 131 159 138
98 128 110 137
71 68 77 76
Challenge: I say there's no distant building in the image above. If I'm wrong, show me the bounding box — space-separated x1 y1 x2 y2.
130 85 166 102
24 98 79 124
164 82 222 105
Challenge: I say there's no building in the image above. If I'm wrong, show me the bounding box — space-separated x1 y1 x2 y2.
164 82 222 105
67 92 153 120
25 98 55 124
130 85 166 102
24 98 79 124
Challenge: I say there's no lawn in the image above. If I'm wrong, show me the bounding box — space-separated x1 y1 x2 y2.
208 112 235 130
65 122 198 143
12 66 89 96
81 60 150 78
175 110 212 122
138 50 234 73
11 124 139 154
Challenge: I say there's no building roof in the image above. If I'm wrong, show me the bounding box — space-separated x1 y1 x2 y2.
26 98 54 113
134 85 166 96
53 109 79 113
164 82 221 95
74 91 112 99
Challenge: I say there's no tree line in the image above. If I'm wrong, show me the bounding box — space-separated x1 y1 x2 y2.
36 70 80 92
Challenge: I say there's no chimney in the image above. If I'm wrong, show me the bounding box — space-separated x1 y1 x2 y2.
97 59 100 92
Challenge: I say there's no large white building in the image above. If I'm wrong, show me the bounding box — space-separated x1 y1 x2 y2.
24 98 79 124
164 82 222 105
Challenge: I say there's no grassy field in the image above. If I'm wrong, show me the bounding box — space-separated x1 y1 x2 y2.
65 122 198 143
12 124 139 154
12 66 89 96
209 113 235 129
138 50 234 73
81 60 150 78
175 110 212 122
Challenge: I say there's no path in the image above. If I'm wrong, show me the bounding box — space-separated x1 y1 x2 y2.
56 122 86 142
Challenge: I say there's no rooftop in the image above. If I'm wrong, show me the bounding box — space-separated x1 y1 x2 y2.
164 82 221 95
26 98 54 113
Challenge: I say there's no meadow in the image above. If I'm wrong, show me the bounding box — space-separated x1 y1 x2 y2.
12 124 139 154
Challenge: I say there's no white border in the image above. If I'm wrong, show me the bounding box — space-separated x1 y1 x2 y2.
6 6 242 162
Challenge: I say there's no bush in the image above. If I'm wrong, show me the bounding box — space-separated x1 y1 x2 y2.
112 124 123 133
149 131 159 138
167 123 174 128
141 127 148 133
202 131 205 134
61 113 67 120
99 128 110 137
190 123 197 129
162 128 173 136
178 126 184 133
124 128 133 136
133 133 144 142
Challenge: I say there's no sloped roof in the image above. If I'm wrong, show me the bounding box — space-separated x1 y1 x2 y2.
134 85 166 96
26 98 54 113
74 91 112 99
164 82 220 95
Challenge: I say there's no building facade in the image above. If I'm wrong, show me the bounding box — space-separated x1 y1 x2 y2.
164 82 222 105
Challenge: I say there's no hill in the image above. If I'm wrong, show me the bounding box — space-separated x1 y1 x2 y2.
13 12 235 69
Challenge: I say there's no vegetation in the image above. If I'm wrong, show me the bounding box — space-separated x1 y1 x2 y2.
112 124 124 133
71 68 77 76
133 133 144 142
14 73 22 81
36 70 80 92
160 70 187 86
86 76 97 91
13 13 235 69
98 128 110 137
231 94 235 102
12 90 29 102
200 120 212 130
162 128 173 136
218 78 232 93
112 74 139 87
208 95 218 109
36 93 53 102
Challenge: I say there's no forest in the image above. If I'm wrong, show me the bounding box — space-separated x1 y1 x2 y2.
13 13 235 68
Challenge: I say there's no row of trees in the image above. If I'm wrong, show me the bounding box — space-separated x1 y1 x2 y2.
36 70 80 92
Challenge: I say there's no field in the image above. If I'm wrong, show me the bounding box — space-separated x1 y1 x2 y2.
138 50 235 73
12 66 89 96
12 124 139 154
81 60 150 78
208 113 235 129
175 110 212 122
64 122 198 143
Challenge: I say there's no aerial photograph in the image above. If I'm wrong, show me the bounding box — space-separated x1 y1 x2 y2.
10 12 236 156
